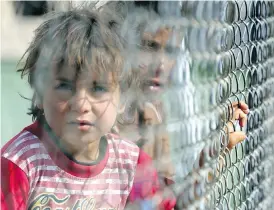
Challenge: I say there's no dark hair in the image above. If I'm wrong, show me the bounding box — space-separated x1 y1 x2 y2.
134 1 159 13
17 7 126 122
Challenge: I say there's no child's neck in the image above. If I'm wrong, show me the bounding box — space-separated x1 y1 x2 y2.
71 140 100 163
59 136 107 166
42 120 105 164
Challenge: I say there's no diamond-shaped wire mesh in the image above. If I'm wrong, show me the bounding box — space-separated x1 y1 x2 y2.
158 1 274 209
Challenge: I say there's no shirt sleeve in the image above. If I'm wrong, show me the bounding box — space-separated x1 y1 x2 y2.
1 157 29 210
128 150 176 210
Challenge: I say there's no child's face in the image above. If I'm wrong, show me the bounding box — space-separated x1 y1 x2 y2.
138 28 181 99
40 64 120 148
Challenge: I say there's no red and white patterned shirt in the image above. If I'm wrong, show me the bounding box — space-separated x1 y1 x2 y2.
1 122 178 210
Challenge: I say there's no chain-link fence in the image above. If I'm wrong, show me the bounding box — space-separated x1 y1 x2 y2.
159 1 274 209
2 1 274 209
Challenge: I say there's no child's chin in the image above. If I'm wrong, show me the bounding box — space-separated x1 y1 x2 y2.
62 131 100 145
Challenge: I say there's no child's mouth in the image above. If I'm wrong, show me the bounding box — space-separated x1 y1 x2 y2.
69 120 95 131
143 79 164 92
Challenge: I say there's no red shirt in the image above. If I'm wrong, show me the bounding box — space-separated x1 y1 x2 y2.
1 122 175 209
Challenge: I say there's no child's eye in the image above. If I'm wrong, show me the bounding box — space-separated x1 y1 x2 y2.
91 85 108 93
141 40 160 51
55 83 74 91
165 46 175 54
165 45 180 55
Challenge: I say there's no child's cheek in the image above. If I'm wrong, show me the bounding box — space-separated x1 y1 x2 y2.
161 57 176 78
44 101 69 137
55 101 70 113
43 91 69 123
45 91 68 114
99 101 117 122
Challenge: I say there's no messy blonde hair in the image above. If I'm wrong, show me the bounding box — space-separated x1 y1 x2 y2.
17 7 127 122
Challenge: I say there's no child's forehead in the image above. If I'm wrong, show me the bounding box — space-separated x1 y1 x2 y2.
143 27 181 47
143 28 171 43
52 64 116 84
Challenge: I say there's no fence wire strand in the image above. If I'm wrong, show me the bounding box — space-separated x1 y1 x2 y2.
161 1 274 209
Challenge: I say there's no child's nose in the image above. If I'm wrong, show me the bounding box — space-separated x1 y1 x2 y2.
70 89 92 114
155 64 164 77
154 59 166 79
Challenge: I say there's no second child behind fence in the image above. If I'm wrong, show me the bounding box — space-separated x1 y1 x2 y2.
115 1 249 179
112 3 250 208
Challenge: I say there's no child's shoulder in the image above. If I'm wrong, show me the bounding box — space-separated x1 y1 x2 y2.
106 133 140 157
2 130 38 153
107 133 140 148
1 123 43 162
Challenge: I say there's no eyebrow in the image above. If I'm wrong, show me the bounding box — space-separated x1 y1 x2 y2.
92 80 115 87
56 77 116 88
56 77 74 83
142 38 179 50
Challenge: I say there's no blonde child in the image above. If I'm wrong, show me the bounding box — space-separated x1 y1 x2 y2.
1 8 175 210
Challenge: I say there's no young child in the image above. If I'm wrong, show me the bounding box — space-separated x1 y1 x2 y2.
1 8 175 210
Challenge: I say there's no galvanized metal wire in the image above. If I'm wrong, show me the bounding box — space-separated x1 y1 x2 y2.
159 1 274 209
